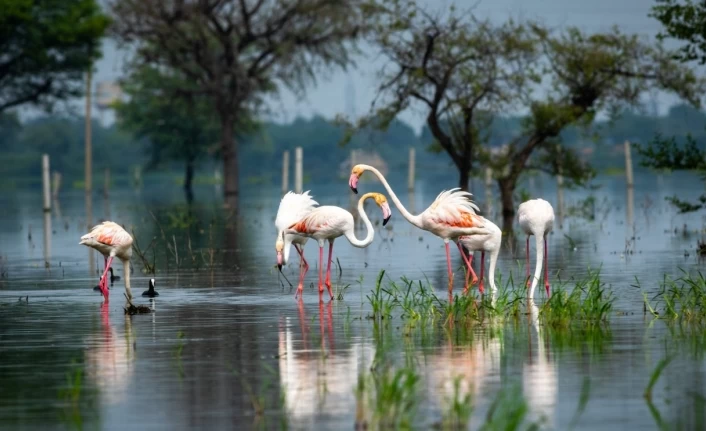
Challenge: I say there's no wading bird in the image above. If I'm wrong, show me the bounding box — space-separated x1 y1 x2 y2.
518 199 555 299
284 192 392 301
459 217 501 295
275 191 319 293
80 221 133 302
142 278 158 297
349 164 486 293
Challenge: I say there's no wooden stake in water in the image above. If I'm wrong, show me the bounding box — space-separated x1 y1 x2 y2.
624 140 634 188
556 144 565 229
484 167 493 216
281 150 290 194
42 154 51 213
408 147 416 191
85 69 93 196
294 146 303 193
104 168 110 198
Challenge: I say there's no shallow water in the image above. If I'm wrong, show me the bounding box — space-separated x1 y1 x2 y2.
1 173 706 430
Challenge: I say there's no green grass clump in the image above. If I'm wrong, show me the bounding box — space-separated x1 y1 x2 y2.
642 271 706 323
540 270 614 327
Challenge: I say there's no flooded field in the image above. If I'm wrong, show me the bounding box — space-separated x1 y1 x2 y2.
1 173 706 430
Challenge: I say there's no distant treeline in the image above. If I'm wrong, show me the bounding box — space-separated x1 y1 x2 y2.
1 103 704 188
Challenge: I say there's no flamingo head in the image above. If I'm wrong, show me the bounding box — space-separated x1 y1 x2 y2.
349 165 365 194
371 193 392 226
275 233 284 270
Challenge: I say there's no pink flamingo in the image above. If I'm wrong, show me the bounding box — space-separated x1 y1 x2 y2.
284 192 392 301
349 164 486 293
80 221 133 302
458 217 501 295
275 191 318 295
518 198 555 299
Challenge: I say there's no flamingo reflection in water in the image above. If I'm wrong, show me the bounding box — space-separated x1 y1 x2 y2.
84 304 135 405
277 303 374 424
421 323 503 420
523 300 558 428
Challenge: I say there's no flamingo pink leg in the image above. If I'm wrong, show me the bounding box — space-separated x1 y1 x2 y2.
456 242 478 294
525 236 530 288
318 245 324 300
324 241 334 301
294 245 309 300
445 242 454 293
544 236 550 297
479 251 485 294
99 256 114 301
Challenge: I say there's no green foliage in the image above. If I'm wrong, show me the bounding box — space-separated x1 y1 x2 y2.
651 0 706 64
540 271 615 328
0 0 109 113
642 271 706 323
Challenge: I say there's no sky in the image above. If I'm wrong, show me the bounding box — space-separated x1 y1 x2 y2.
86 0 672 133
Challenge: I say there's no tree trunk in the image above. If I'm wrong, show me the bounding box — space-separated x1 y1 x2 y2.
457 159 470 192
220 113 239 211
499 177 516 233
184 157 195 204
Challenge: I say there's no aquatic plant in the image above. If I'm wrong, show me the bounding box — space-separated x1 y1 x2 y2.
642 271 706 323
540 270 614 327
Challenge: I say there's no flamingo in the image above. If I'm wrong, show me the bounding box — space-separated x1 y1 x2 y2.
79 221 134 302
458 216 501 296
517 198 555 299
275 191 319 295
349 164 486 293
284 192 392 301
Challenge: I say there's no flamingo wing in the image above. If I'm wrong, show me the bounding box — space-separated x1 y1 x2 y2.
423 188 484 228
287 206 348 236
276 191 319 233
81 221 133 247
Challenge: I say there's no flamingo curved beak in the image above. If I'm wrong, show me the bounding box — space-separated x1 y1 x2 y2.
349 173 359 194
381 202 392 226
277 251 283 270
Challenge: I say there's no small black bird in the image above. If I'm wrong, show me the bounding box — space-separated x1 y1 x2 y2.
92 268 119 291
142 278 159 297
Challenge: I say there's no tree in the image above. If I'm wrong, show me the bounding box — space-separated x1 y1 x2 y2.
0 0 109 113
636 0 706 213
341 0 540 191
109 0 368 209
348 0 704 231
651 0 706 64
114 63 256 201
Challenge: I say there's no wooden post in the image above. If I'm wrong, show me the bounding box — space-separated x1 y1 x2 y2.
42 154 51 213
484 167 493 216
43 211 51 268
556 144 565 229
281 150 290 193
624 140 634 188
407 147 416 191
85 69 92 196
103 168 110 198
294 146 303 193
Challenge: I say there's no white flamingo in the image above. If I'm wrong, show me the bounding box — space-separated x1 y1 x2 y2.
80 221 133 302
458 216 502 295
517 199 555 299
275 191 319 296
349 164 486 293
285 192 392 301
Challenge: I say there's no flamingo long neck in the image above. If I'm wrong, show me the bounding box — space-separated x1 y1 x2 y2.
528 233 544 300
282 232 293 264
345 195 376 248
361 165 423 229
123 259 133 300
